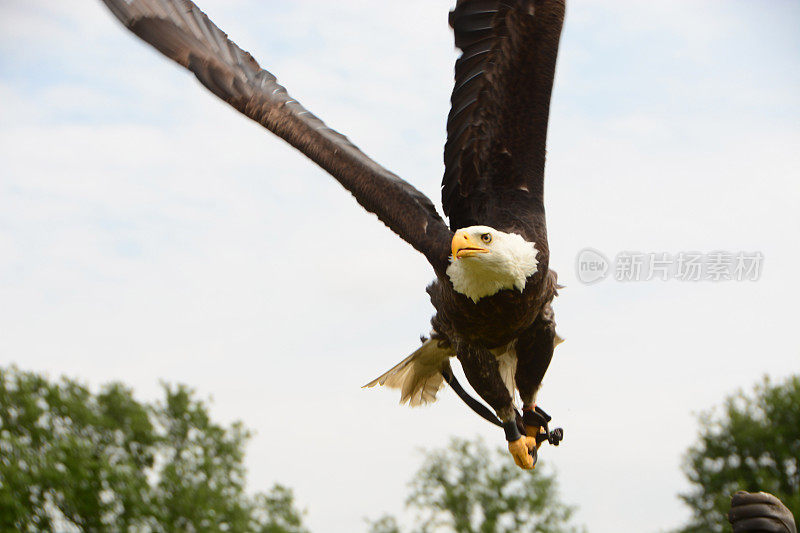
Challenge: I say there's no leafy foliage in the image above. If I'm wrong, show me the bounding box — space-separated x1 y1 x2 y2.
0 365 308 533
368 437 583 533
253 484 311 533
678 375 800 533
367 514 402 533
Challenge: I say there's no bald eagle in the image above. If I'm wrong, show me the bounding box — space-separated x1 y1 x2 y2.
100 0 566 469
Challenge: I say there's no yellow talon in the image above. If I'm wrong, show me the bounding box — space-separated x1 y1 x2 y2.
508 436 538 470
525 425 546 449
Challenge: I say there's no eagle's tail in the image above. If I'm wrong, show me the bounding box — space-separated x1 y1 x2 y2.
362 338 453 406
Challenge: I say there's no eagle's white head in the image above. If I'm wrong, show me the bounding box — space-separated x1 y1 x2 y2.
446 225 539 302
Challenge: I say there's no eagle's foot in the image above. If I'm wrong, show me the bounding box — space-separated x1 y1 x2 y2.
525 424 548 441
508 436 539 470
523 405 563 447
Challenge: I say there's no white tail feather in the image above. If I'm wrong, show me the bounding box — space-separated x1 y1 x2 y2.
495 348 517 400
363 339 453 406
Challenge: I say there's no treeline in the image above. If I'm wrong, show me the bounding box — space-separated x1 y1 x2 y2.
0 366 797 532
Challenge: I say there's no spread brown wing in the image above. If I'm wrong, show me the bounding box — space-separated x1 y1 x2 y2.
101 0 453 271
443 0 565 232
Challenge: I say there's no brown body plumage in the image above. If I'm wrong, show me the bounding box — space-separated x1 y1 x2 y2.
100 0 566 451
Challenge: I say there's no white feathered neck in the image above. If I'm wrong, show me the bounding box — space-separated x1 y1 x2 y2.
446 227 539 302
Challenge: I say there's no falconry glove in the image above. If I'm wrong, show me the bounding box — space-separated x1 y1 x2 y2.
728 491 797 533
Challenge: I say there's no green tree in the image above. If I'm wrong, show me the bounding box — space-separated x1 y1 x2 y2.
253 484 311 533
367 514 401 533
678 375 800 533
0 365 308 533
368 437 584 533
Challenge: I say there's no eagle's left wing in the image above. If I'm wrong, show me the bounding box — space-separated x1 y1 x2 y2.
442 0 565 233
99 0 453 271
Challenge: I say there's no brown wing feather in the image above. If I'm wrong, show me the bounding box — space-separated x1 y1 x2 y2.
443 0 565 232
101 0 453 271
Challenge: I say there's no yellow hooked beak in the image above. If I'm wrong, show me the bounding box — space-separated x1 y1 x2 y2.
451 230 490 259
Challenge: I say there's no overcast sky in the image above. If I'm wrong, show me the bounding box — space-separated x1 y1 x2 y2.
1 1 798 531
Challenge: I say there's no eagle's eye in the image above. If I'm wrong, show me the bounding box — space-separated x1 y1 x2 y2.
480 233 492 244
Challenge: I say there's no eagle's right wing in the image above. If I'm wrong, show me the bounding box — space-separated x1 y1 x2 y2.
100 0 453 271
